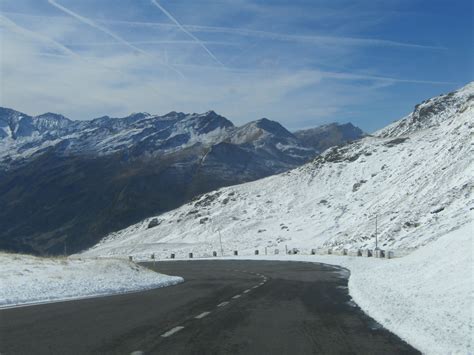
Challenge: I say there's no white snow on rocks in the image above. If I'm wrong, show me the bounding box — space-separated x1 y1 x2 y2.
84 82 473 259
0 254 183 308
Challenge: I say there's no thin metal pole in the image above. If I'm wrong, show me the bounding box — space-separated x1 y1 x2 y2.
375 214 378 249
219 230 224 256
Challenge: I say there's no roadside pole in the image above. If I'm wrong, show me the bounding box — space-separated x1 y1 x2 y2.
375 214 378 250
219 230 224 256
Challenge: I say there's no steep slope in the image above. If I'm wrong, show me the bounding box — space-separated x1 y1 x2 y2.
84 82 473 258
0 107 361 255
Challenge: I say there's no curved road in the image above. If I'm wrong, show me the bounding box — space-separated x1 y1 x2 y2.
0 260 418 354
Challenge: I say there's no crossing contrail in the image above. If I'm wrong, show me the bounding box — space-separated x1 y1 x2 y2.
0 14 82 60
47 0 185 78
150 0 225 66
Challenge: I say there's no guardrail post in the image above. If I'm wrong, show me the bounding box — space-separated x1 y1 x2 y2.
275 249 279 255
328 249 332 255
357 249 362 256
255 250 259 255
387 250 394 259
311 249 316 255
213 251 217 257
189 252 193 258
234 250 238 256
129 256 133 262
343 249 348 256
170 253 175 259
374 249 385 258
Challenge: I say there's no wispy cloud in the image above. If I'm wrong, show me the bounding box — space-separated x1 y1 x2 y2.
68 40 238 47
99 19 446 51
0 14 82 60
0 0 466 133
47 0 185 78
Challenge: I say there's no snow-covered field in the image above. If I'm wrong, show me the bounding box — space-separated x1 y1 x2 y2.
0 254 183 308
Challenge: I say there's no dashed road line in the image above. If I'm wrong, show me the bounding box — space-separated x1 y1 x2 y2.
161 326 185 337
158 270 269 342
195 311 211 319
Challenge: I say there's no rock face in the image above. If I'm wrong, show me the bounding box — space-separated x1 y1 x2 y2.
0 108 363 255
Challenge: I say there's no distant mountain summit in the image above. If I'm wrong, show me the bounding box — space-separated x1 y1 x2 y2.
0 108 363 255
294 122 365 152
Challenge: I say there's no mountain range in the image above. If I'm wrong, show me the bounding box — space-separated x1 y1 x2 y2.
83 82 473 259
0 108 364 255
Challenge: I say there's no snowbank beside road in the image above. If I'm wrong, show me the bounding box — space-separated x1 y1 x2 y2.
198 223 472 354
0 254 183 308
343 223 473 355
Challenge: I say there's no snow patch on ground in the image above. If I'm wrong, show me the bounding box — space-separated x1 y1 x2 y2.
0 254 183 308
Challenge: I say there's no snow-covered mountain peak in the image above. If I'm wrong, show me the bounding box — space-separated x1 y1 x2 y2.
294 122 365 153
161 111 187 120
33 112 73 133
0 108 36 140
230 118 296 145
377 81 473 138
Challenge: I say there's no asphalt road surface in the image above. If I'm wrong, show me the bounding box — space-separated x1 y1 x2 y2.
0 260 419 354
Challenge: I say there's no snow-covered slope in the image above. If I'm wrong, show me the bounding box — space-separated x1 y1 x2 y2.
0 253 183 308
84 82 473 258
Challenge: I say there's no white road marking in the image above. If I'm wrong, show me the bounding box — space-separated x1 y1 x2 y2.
130 351 144 355
252 285 259 289
243 289 251 293
217 301 229 307
161 326 185 337
195 311 211 319
232 294 241 299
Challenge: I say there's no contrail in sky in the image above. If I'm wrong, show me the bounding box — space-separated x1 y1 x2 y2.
0 14 82 60
101 19 445 51
150 0 225 66
47 0 185 78
0 14 167 98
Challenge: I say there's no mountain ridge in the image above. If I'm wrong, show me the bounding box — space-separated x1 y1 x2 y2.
0 107 364 255
82 82 473 259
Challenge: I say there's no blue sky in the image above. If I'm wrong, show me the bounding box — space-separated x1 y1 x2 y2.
0 0 472 132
